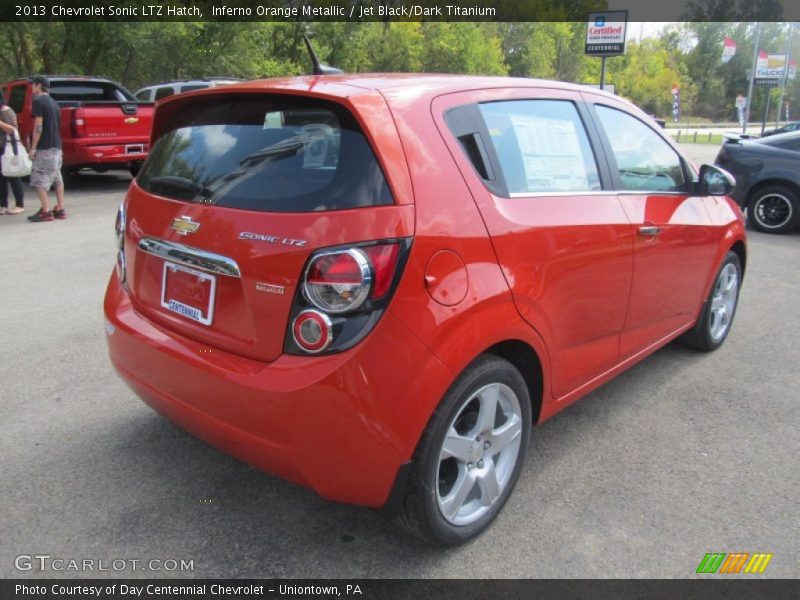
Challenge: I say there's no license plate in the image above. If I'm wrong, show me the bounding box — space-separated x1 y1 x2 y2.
160 262 216 326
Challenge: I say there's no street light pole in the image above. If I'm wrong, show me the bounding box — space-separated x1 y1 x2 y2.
744 22 762 135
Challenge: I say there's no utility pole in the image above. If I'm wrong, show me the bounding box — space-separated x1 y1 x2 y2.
600 56 607 90
776 23 796 127
744 22 762 135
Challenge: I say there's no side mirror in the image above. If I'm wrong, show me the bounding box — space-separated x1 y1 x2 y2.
698 164 735 196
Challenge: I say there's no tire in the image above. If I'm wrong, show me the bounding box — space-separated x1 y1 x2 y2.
747 185 800 233
129 163 141 178
60 167 78 185
397 355 531 545
680 251 742 351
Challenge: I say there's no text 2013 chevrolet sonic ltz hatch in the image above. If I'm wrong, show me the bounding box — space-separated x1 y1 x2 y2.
105 74 746 545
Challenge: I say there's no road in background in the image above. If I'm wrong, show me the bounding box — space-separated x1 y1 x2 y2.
677 142 721 166
1 168 797 578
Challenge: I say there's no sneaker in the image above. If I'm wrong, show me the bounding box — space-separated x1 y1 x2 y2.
52 208 67 220
7 207 24 215
27 209 54 222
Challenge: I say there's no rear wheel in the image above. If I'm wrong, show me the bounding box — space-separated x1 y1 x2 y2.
397 355 531 545
680 251 742 351
747 185 799 233
60 167 78 185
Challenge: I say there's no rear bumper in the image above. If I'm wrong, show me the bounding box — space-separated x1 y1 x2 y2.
103 272 451 507
63 140 149 169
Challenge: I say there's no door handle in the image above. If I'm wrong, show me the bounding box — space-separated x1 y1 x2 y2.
638 225 661 237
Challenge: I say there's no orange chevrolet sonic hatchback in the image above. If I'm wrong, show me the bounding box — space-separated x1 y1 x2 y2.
105 74 746 544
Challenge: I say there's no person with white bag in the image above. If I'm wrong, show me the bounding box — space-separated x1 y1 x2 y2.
0 90 26 215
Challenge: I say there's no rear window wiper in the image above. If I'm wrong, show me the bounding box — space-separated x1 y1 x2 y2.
240 137 305 165
148 175 205 196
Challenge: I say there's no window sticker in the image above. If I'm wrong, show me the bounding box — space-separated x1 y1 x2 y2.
510 115 590 191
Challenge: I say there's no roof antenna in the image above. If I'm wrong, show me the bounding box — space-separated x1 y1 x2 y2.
303 33 343 76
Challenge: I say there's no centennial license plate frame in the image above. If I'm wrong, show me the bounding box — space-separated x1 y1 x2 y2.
160 262 216 326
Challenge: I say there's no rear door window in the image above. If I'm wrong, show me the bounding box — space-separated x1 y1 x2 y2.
8 85 26 113
154 87 175 101
477 100 602 194
49 81 134 102
595 105 687 192
180 84 209 93
137 95 393 212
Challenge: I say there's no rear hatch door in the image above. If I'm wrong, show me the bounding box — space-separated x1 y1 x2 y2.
122 90 413 362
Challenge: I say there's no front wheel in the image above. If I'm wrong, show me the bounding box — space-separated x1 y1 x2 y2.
747 185 799 233
680 251 742 351
397 355 531 545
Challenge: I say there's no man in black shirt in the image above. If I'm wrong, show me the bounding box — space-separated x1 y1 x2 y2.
27 75 66 222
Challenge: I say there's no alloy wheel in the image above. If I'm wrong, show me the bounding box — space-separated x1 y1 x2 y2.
436 383 523 526
754 193 793 230
709 263 739 342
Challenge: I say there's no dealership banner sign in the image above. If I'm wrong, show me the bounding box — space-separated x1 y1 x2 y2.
721 37 737 63
585 11 628 56
755 51 788 85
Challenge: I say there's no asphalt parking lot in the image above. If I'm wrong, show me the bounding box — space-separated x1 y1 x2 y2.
1 144 798 578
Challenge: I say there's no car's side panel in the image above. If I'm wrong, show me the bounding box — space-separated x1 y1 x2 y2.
381 84 555 406
426 88 634 401
581 94 720 357
615 193 717 357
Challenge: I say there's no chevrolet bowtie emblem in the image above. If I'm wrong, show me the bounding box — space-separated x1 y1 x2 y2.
124 117 139 124
171 216 200 236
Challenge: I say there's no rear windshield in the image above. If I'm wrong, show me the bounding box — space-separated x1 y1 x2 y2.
49 80 135 102
137 95 393 212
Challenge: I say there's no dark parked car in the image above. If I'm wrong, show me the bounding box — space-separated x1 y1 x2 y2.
761 120 800 137
716 131 800 233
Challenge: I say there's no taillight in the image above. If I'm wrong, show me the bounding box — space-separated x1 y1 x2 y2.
304 248 372 314
286 239 411 356
363 244 400 298
114 202 126 284
292 310 333 353
71 108 86 138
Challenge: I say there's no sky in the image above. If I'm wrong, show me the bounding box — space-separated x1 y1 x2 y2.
626 22 679 42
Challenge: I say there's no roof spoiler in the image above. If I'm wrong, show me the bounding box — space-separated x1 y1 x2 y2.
303 34 343 76
723 132 753 143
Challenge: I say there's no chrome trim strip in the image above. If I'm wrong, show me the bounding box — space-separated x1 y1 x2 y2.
507 190 688 198
138 237 241 278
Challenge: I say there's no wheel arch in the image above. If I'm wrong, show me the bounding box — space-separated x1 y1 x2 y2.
745 178 800 205
730 239 747 278
482 339 544 425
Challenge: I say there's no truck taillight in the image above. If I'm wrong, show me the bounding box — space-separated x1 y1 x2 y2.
71 108 86 138
285 239 411 356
